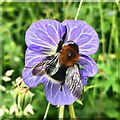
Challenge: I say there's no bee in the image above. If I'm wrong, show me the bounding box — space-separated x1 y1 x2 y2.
28 39 83 99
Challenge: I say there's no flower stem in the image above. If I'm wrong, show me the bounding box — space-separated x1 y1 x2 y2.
44 102 50 119
68 104 76 119
59 106 64 119
75 0 83 20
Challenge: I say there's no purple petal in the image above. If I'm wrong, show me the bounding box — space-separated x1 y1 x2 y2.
22 67 47 88
44 80 77 106
79 54 98 77
25 19 66 52
79 70 88 86
62 20 99 55
82 77 88 86
25 48 47 67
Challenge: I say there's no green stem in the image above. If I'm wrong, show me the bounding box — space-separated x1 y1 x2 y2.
59 106 64 119
75 0 83 20
98 1 106 59
68 104 76 119
44 102 50 119
108 4 116 54
115 0 120 12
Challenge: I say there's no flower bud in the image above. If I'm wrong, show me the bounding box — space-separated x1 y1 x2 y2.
14 77 34 112
17 90 33 111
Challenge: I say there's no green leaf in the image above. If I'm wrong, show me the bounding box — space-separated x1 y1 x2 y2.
105 110 119 118
84 85 99 92
76 100 83 105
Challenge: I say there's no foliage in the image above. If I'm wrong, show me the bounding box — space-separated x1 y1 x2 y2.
1 1 119 119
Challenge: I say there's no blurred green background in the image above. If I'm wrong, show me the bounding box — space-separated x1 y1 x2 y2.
1 1 119 119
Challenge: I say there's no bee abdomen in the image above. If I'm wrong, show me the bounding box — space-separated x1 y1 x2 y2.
50 65 68 83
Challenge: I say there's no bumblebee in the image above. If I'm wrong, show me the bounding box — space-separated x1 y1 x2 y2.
31 39 83 99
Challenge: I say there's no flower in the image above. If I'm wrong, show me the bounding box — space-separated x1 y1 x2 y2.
22 19 99 106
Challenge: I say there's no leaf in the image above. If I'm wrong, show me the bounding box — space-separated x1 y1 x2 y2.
105 110 119 118
76 100 83 105
112 82 118 93
84 85 99 92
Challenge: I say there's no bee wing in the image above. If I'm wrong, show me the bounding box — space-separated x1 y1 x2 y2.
65 64 83 99
32 53 60 76
32 61 46 76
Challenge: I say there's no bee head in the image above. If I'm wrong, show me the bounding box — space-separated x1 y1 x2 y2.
59 41 79 67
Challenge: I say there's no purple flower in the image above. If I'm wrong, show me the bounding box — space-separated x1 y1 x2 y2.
22 19 99 106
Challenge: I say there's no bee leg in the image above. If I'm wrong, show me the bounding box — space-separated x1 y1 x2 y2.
60 82 64 91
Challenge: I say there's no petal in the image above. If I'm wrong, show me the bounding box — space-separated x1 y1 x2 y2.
79 70 88 86
79 54 98 77
82 77 88 86
62 20 99 55
22 67 47 88
25 19 66 52
44 80 77 106
25 48 47 67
